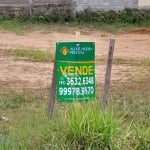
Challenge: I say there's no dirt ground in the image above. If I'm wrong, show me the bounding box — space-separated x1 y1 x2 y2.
0 28 150 91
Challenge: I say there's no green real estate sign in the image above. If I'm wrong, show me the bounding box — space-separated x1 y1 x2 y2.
56 42 95 102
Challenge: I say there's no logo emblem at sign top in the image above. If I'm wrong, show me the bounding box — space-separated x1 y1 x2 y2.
61 47 69 56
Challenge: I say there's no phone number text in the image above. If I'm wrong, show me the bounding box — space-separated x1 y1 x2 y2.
58 86 94 96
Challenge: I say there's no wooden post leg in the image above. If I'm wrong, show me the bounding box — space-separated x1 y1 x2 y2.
102 38 115 110
48 62 56 117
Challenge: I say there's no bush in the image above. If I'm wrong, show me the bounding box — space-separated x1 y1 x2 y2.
1 8 149 25
75 8 150 25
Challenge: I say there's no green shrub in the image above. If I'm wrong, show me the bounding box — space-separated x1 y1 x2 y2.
1 8 149 25
0 9 150 33
75 8 150 25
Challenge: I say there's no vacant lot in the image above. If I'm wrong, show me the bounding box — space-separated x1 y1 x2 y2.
0 26 150 149
0 28 150 91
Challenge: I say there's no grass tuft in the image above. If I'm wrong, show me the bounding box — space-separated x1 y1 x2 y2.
4 49 54 62
66 103 119 149
97 57 150 66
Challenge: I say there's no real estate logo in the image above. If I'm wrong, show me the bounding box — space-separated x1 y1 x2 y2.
61 47 69 56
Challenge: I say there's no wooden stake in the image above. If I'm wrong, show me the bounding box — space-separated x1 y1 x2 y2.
102 38 115 110
75 31 80 41
48 61 56 117
28 0 33 16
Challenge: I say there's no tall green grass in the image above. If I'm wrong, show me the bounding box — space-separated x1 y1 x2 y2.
66 103 119 149
0 98 149 149
0 103 119 150
0 74 150 149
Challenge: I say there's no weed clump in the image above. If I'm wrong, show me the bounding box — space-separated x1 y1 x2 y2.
66 103 119 149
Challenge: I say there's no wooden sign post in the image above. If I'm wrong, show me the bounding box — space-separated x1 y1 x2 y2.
48 42 95 117
102 38 115 110
48 62 56 117
48 39 115 116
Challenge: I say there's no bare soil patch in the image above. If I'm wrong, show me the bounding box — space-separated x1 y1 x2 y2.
0 29 149 91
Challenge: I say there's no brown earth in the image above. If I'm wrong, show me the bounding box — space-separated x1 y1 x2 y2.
0 28 150 91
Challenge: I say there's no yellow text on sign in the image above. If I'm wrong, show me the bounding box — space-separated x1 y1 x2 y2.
60 65 94 76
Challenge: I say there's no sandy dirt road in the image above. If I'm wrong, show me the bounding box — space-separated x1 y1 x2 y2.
0 29 150 91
